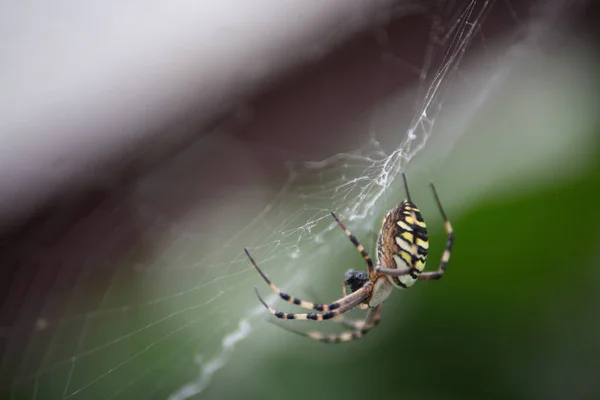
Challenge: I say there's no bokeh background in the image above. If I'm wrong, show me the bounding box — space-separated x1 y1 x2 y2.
1 1 599 399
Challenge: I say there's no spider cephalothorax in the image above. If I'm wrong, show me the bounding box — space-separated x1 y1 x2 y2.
245 173 454 343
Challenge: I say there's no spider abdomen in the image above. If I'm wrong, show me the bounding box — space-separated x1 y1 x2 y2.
377 200 429 288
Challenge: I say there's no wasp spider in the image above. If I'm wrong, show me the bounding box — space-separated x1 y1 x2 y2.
244 173 454 343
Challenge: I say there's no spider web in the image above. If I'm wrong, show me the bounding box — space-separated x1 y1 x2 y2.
2 1 595 399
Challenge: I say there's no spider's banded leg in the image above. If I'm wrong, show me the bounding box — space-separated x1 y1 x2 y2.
254 283 372 321
245 248 343 312
274 304 383 343
307 285 367 326
330 212 376 281
376 265 413 276
332 316 369 330
312 286 369 325
419 183 455 280
342 282 369 310
402 172 412 201
267 310 366 330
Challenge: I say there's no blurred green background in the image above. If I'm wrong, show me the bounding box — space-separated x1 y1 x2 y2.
203 134 600 400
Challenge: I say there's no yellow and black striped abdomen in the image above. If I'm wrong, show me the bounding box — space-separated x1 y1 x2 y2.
376 200 429 288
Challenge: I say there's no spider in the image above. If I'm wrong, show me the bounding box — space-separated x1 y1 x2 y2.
244 173 454 343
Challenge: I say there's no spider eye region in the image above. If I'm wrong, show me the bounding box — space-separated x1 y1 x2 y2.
345 269 369 293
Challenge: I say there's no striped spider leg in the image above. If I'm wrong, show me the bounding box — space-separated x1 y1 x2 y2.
246 248 373 321
268 272 382 342
272 303 384 343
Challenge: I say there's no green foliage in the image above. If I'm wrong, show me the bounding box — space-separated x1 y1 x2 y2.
207 139 600 400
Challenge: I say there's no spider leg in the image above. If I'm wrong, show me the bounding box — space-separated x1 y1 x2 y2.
330 212 376 281
246 248 348 312
419 183 454 280
343 281 368 311
266 309 365 330
306 285 368 324
253 284 371 321
375 265 413 276
332 316 368 330
271 304 383 343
